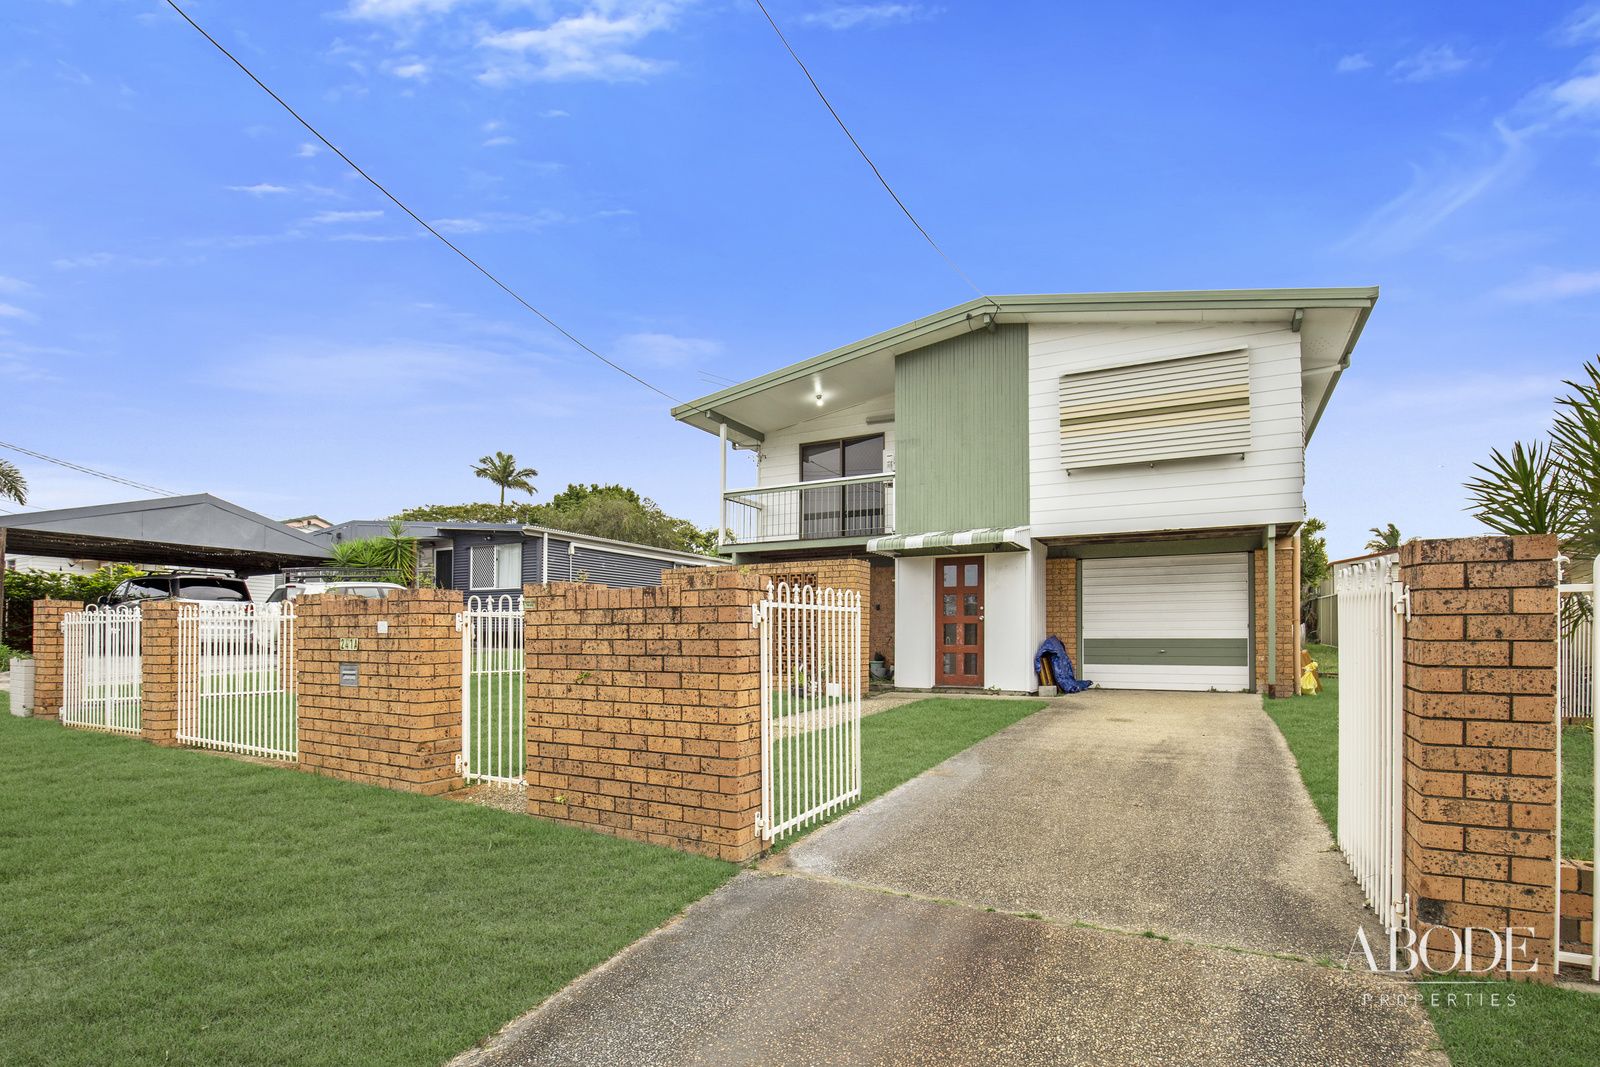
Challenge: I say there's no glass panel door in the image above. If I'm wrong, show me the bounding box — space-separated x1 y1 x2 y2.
935 557 983 686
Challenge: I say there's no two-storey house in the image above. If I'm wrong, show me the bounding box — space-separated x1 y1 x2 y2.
673 288 1376 696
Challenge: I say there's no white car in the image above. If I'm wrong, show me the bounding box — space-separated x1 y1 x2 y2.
264 581 406 604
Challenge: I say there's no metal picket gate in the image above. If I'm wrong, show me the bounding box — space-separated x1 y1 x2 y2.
754 581 863 842
177 603 298 760
457 595 526 785
1556 580 1599 981
60 605 143 734
1334 553 1407 933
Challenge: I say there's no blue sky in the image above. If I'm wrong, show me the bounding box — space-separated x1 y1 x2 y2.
2 0 1598 558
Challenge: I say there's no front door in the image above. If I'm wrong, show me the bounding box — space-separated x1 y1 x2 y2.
935 557 984 686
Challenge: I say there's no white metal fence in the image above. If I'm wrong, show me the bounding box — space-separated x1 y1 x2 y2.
61 606 142 734
1556 581 1599 982
177 603 298 760
457 594 525 786
1334 553 1407 933
1560 597 1592 720
755 581 863 841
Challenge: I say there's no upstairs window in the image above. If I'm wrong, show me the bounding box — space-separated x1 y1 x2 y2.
800 434 887 538
1058 348 1251 471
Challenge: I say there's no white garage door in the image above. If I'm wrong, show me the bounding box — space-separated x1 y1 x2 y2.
1081 553 1251 692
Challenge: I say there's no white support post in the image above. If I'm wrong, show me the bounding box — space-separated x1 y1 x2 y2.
718 420 728 548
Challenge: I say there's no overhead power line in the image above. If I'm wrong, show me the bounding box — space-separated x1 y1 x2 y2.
0 439 178 497
751 0 992 306
161 0 681 405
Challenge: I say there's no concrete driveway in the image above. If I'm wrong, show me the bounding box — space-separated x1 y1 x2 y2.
458 691 1445 1067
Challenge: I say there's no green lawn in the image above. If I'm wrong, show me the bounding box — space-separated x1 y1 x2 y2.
1264 642 1339 834
774 696 1046 847
0 703 734 1067
1563 724 1593 862
1265 646 1600 1067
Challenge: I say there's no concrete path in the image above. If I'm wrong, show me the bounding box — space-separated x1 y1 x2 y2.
457 691 1446 1067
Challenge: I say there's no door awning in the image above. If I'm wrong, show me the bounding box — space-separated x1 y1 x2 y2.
867 526 1031 557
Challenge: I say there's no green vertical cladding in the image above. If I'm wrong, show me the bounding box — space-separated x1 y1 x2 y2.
894 324 1029 535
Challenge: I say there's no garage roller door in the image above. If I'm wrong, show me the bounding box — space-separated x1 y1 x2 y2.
1081 553 1251 692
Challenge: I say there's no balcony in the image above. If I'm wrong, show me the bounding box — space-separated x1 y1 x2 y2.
723 473 895 547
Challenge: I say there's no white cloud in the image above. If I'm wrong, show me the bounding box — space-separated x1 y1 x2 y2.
1495 268 1600 301
1340 123 1527 255
802 4 928 30
1390 44 1472 83
482 119 505 132
541 108 571 118
296 142 322 158
1557 4 1600 44
482 134 516 147
390 59 430 79
228 183 292 195
0 275 31 295
431 210 569 234
0 302 35 321
51 251 166 270
614 331 721 367
345 0 468 18
307 209 385 224
1540 59 1600 120
1335 53 1372 73
431 217 486 234
479 3 685 83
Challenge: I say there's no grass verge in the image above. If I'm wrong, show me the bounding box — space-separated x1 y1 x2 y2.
0 707 734 1067
1264 648 1600 1067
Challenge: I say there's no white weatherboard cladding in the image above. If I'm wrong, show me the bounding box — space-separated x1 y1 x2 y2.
755 394 895 488
1081 553 1251 692
1029 321 1304 537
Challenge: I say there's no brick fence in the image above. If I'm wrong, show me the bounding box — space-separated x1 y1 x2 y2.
295 590 465 796
524 568 766 862
1562 858 1595 962
138 600 181 746
1400 534 1560 977
29 599 81 720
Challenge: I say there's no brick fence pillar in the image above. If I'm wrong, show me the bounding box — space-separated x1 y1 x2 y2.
295 589 464 795
29 599 82 720
139 600 181 746
526 568 766 861
1400 534 1559 979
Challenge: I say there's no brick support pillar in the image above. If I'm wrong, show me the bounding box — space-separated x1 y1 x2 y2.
526 569 766 862
1044 557 1079 662
1400 534 1559 978
1254 534 1299 697
139 600 181 746
295 589 464 795
29 599 82 720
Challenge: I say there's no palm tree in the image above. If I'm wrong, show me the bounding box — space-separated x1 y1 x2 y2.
472 451 538 506
1364 523 1402 553
0 458 26 505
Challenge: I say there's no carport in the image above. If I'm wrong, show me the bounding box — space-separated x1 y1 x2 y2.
0 493 330 636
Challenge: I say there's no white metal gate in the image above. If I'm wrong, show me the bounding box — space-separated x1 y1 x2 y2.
61 606 142 734
1556 581 1598 981
1560 598 1593 720
1335 553 1407 933
177 603 298 760
457 595 525 785
755 581 862 841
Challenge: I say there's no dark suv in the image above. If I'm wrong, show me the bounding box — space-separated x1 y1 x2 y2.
100 574 252 606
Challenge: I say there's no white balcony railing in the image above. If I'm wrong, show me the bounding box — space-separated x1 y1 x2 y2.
724 473 895 546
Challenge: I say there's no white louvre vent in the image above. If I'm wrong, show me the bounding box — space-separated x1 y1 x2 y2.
1059 347 1251 470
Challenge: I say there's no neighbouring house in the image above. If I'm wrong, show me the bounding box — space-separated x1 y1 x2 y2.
673 288 1377 695
280 514 333 532
307 520 721 597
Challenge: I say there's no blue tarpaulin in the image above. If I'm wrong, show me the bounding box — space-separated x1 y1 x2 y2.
1034 636 1092 693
